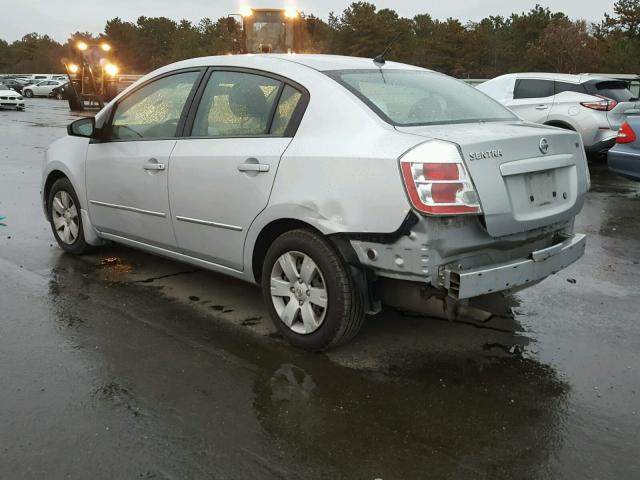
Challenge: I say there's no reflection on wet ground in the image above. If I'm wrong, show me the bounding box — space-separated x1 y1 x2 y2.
1 99 639 479
40 254 568 479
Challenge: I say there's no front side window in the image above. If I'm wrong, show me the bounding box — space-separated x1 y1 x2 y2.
108 71 200 140
514 79 554 99
328 69 516 126
191 71 282 137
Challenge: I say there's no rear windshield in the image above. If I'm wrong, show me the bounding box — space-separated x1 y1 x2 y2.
594 81 636 102
327 69 516 126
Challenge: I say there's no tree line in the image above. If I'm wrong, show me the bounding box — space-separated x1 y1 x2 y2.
1 0 639 78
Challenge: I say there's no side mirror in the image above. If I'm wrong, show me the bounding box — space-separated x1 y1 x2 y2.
67 117 95 138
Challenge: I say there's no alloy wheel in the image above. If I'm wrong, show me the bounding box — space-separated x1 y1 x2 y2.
51 190 79 245
270 251 328 334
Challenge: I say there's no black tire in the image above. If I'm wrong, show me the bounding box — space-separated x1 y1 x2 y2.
47 177 93 255
261 229 365 351
55 92 63 100
24 89 33 98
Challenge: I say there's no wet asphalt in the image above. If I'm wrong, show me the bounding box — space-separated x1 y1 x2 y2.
0 98 639 479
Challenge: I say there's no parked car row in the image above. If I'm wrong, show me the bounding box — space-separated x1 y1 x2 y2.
476 72 640 182
478 73 639 154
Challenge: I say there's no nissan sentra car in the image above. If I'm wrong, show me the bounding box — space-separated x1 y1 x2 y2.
41 54 588 351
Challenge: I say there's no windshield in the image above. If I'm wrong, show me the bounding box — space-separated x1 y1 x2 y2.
327 69 516 126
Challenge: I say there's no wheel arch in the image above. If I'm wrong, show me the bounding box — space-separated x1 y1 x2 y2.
43 170 69 220
251 218 323 283
544 119 577 131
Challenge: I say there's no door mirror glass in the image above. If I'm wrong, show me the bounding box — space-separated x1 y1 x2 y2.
68 117 95 138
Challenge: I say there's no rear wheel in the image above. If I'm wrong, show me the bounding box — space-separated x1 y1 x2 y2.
47 178 93 255
261 229 364 351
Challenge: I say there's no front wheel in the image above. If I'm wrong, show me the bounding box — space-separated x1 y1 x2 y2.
24 90 33 98
261 229 365 351
47 178 93 255
55 92 63 100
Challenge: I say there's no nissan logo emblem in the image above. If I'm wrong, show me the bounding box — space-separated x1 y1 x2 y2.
539 138 549 154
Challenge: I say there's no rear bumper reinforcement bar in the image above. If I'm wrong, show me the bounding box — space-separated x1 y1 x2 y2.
444 233 586 299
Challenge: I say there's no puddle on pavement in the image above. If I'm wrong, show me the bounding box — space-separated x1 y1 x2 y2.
43 252 570 479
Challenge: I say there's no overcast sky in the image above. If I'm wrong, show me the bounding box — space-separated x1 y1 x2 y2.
2 0 617 43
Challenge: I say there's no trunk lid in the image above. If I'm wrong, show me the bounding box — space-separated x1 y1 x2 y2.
396 121 589 237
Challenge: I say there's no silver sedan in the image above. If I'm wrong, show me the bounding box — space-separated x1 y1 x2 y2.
42 54 588 351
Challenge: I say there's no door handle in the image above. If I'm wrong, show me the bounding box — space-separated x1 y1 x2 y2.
535 105 549 110
237 163 269 172
144 159 165 171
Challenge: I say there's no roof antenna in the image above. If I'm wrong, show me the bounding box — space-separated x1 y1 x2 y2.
373 32 403 67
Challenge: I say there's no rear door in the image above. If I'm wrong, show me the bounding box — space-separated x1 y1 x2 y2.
168 69 308 270
506 79 554 124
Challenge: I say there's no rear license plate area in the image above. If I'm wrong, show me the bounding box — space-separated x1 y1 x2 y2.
525 170 558 207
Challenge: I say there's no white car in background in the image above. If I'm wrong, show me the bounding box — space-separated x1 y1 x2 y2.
477 73 639 154
0 85 25 110
23 80 66 98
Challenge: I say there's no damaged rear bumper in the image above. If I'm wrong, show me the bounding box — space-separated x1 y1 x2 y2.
443 233 586 299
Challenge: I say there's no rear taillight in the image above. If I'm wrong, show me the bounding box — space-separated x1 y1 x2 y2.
400 140 482 215
616 121 636 144
580 95 618 111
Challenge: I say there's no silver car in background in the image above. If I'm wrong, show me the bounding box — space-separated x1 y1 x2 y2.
478 72 639 153
41 55 588 351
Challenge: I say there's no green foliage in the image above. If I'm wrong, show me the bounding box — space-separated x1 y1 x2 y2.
1 1 639 77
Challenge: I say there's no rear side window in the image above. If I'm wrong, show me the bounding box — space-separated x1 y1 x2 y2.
270 85 303 136
192 71 282 137
191 71 305 137
514 79 554 99
593 81 636 102
555 81 587 95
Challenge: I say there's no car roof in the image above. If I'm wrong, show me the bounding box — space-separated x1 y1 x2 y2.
497 72 609 84
163 53 428 73
266 54 428 72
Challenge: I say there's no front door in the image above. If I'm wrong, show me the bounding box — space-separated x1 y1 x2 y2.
169 70 306 270
86 69 202 249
